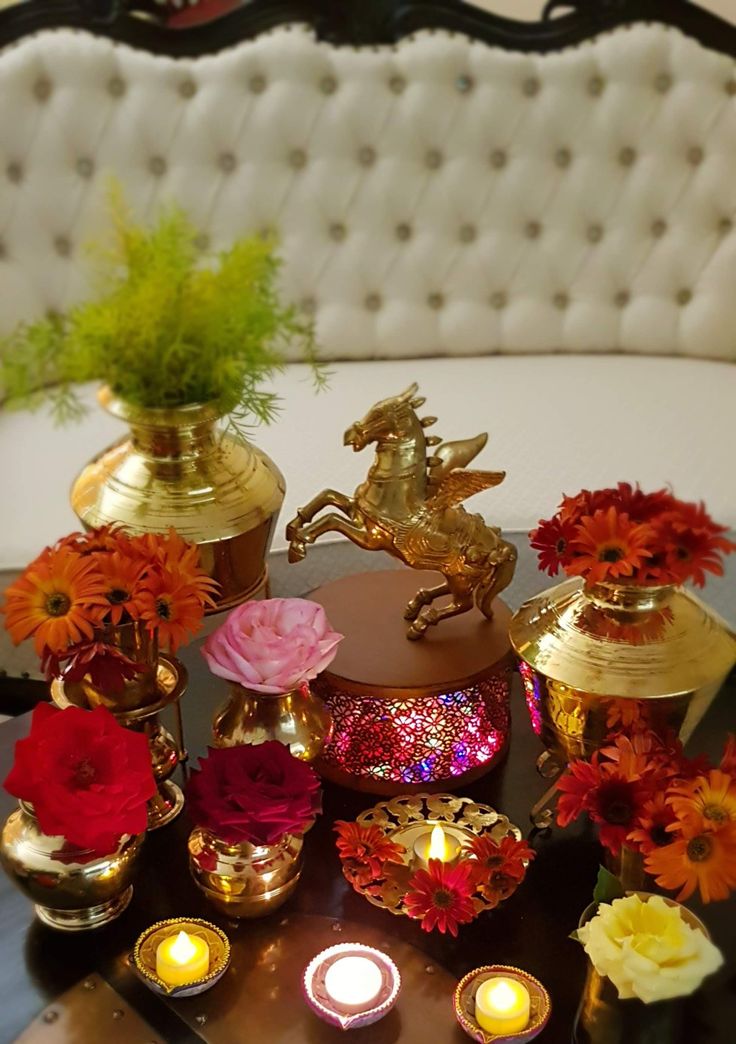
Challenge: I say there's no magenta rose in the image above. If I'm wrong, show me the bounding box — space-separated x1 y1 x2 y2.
201 598 343 694
185 741 322 846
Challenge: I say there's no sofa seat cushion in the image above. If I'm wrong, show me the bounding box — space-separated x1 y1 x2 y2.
1 354 733 572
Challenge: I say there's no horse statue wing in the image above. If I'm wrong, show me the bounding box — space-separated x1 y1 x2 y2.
428 469 506 511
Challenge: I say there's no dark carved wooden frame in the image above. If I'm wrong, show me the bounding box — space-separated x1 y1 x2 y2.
0 0 735 59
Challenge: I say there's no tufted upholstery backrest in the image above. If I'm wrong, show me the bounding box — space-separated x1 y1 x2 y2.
1 18 735 361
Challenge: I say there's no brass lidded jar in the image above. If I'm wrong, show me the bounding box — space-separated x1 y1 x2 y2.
0 802 144 931
510 578 736 763
70 388 285 611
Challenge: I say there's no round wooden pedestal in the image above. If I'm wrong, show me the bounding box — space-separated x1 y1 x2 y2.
310 569 514 795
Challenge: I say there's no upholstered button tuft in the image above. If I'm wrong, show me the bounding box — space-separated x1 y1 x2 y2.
619 146 637 167
329 222 346 242
249 74 267 94
490 290 507 310
358 145 376 167
587 224 603 244
389 74 406 94
219 152 237 173
614 290 630 308
107 76 126 97
553 292 569 310
522 76 540 97
301 295 317 315
33 77 52 102
428 292 444 310
194 233 210 251
148 156 167 176
459 224 477 243
179 79 197 98
555 147 572 169
320 75 337 95
6 161 22 184
456 74 474 93
676 288 692 305
425 148 443 170
654 72 672 93
587 74 605 96
54 235 71 257
687 145 704 166
525 220 542 240
76 157 94 179
289 148 307 170
365 292 382 312
395 222 412 241
718 217 733 236
651 218 667 238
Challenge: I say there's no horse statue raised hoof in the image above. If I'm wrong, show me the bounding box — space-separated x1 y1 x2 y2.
286 383 517 639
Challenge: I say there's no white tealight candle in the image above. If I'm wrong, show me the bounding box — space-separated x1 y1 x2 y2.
412 823 461 867
324 955 384 1013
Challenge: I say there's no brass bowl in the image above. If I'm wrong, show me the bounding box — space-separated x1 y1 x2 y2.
454 965 551 1043
131 918 231 998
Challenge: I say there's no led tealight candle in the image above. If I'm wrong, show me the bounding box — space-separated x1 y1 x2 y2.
324 955 384 1013
475 976 531 1036
155 930 210 987
412 823 461 867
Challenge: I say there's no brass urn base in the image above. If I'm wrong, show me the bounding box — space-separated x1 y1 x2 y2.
36 886 134 933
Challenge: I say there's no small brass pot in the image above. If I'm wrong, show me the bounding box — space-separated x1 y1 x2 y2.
77 620 159 713
188 826 303 919
212 682 333 762
573 894 709 1044
0 802 144 932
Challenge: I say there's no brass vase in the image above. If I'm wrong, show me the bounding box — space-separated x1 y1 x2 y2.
188 827 303 919
573 895 708 1044
0 802 144 932
76 620 160 713
211 682 333 762
70 388 285 611
510 578 736 765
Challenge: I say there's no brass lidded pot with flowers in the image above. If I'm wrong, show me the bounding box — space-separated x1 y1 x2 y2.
205 598 342 762
0 704 154 931
187 740 322 919
510 484 736 767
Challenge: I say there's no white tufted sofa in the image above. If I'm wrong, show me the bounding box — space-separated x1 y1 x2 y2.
0 1 735 621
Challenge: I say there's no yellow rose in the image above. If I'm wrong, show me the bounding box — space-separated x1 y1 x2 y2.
577 894 723 1003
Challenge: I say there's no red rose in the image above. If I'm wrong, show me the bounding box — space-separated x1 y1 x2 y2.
3 703 154 855
186 742 322 846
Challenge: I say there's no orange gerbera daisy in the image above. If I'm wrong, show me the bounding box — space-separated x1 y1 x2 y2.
334 821 406 886
668 770 736 834
568 507 655 584
645 822 736 903
2 548 109 655
93 550 147 625
135 567 214 652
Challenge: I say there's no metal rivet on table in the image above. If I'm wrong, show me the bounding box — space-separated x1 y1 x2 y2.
358 145 376 167
34 77 52 101
76 157 94 178
195 1014 208 1026
389 74 406 94
459 223 477 243
148 155 166 176
107 76 126 97
619 146 637 167
428 291 444 310
320 75 337 95
6 160 22 183
425 965 435 974
522 76 540 97
456 73 474 93
179 79 197 98
525 220 542 239
676 288 692 305
396 222 412 241
112 1010 124 1021
490 148 507 169
588 74 605 96
21 670 30 679
425 148 443 170
82 979 96 991
249 74 267 94
651 218 667 238
289 148 307 170
43 1011 58 1024
331 921 343 932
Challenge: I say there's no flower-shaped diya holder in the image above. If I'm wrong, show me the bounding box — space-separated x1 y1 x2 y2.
131 918 231 998
454 966 551 1043
340 793 524 921
303 942 401 1031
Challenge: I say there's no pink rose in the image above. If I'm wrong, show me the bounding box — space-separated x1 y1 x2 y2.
201 598 343 694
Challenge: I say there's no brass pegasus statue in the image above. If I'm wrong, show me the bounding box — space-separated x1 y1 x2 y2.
286 383 517 639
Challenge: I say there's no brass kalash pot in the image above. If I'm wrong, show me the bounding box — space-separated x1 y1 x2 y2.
70 388 285 610
510 578 736 822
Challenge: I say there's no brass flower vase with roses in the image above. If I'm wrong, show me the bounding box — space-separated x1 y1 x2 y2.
203 598 342 762
186 741 322 918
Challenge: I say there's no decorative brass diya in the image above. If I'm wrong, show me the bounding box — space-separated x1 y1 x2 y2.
510 578 736 824
0 802 143 931
70 388 285 611
52 655 188 830
132 917 231 998
188 827 303 919
212 682 333 762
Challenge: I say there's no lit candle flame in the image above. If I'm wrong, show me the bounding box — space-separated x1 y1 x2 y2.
169 931 198 965
487 980 517 1013
428 824 448 861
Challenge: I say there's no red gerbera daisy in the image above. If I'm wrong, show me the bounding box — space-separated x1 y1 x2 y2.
404 859 476 936
334 821 405 886
530 516 577 576
567 507 655 585
611 483 675 523
627 793 679 855
662 526 733 588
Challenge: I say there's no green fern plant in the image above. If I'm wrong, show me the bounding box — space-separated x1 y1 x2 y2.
0 188 323 432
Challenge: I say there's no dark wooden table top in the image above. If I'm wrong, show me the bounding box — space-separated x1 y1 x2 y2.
0 649 734 1044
